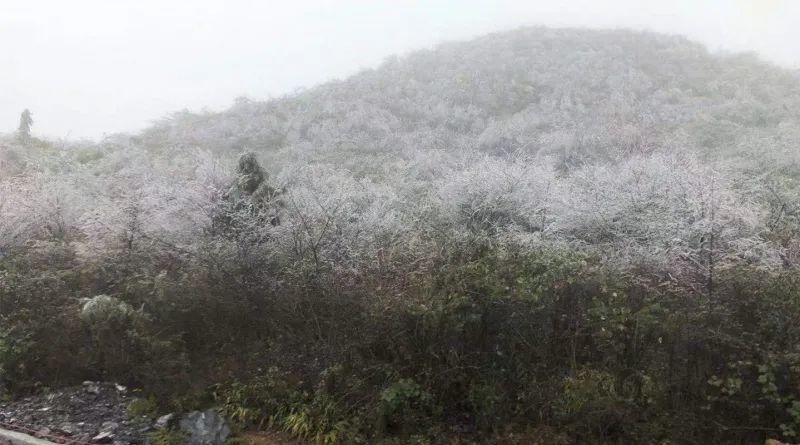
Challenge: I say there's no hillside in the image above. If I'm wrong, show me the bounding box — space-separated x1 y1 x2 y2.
141 27 800 167
3 27 800 444
129 27 800 273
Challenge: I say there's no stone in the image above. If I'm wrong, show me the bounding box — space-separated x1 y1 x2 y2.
0 381 150 444
178 410 231 445
101 421 120 432
91 431 115 444
57 424 77 435
154 414 175 430
83 381 101 395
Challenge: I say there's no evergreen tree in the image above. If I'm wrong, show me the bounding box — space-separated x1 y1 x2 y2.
17 109 33 140
212 152 281 235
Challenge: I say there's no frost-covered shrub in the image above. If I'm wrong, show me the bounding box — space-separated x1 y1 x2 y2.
553 151 775 276
435 155 554 240
79 294 137 325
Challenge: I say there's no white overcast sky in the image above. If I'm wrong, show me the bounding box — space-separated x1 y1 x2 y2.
1 0 799 140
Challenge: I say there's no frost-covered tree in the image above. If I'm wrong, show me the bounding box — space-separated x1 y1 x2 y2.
553 151 774 285
17 109 33 140
435 155 554 241
0 178 38 257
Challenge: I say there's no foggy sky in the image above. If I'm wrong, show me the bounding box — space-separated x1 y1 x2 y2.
2 0 799 140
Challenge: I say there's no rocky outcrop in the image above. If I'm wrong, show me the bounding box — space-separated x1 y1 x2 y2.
0 382 149 445
178 410 230 445
0 384 232 445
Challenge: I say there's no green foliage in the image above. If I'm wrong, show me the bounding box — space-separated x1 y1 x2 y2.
278 395 361 445
0 327 32 390
380 379 435 434
79 294 189 392
213 368 364 444
556 369 620 417
148 428 187 445
127 396 159 418
213 367 302 428
6 233 800 443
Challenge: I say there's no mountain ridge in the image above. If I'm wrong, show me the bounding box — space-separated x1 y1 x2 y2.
132 26 799 175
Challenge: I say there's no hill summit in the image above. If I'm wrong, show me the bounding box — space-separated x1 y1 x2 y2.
139 27 799 169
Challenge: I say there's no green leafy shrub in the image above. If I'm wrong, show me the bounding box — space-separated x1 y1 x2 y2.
128 396 159 418
5 234 800 443
213 367 303 428
379 379 435 435
0 327 32 392
148 428 187 445
214 368 364 444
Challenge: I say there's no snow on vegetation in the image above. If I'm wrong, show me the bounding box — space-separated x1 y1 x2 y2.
2 27 800 444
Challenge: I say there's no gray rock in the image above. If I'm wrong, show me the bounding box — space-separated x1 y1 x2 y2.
0 381 150 445
57 424 77 435
101 421 120 432
178 410 230 445
92 431 115 443
83 381 101 395
154 413 175 430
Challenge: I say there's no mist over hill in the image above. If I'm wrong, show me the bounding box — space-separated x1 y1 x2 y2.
7 27 796 272
3 27 800 444
142 27 799 164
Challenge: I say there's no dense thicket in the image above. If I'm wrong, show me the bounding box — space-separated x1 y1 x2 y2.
2 28 800 444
